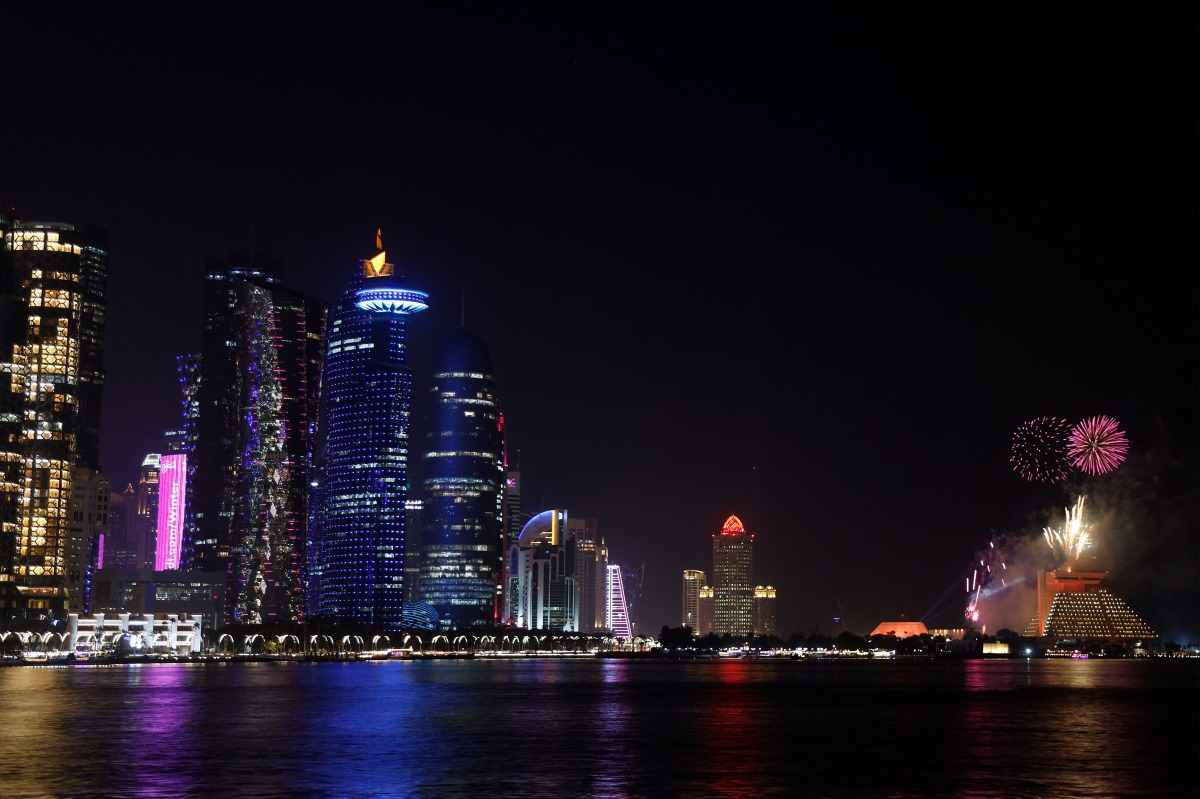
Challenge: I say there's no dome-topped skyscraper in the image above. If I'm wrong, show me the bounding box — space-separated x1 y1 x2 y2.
712 514 755 638
308 231 427 631
418 327 505 629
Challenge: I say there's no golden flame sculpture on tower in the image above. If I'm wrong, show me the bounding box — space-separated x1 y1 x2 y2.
363 228 394 278
353 228 429 316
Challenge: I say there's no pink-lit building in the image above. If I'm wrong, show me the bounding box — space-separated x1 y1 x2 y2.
155 453 187 571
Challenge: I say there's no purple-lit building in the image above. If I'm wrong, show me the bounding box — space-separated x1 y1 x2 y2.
154 453 186 571
183 254 326 624
606 565 632 638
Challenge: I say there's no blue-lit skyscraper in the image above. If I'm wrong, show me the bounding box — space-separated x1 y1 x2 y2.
418 328 505 629
309 232 427 630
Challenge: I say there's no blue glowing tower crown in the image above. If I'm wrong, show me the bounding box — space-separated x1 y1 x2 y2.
354 229 429 315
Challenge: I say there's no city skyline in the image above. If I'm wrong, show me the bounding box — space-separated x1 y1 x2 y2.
4 6 1196 641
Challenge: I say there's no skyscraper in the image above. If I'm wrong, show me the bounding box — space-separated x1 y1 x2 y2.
155 452 187 572
711 514 754 638
499 438 522 625
67 467 108 614
102 484 139 571
697 586 715 636
509 509 575 631
183 255 326 624
564 515 603 632
621 563 644 635
606 564 632 638
753 585 777 637
0 211 107 620
418 327 505 629
134 454 161 570
309 232 426 630
682 569 705 630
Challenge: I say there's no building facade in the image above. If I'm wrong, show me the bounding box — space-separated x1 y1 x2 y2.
508 509 577 631
711 514 754 638
308 232 426 630
0 211 107 620
565 515 603 632
67 467 109 614
753 585 777 637
499 443 521 625
606 564 632 637
682 569 705 630
183 255 326 624
418 327 505 630
134 454 161 571
102 485 140 571
621 563 643 635
697 586 714 636
154 452 186 572
1024 568 1157 644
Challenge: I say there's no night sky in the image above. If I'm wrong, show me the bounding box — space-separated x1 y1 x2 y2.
6 6 1197 641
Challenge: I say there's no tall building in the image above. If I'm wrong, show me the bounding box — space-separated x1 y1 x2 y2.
621 563 644 635
418 327 505 630
175 355 200 569
309 232 426 630
134 454 161 570
102 485 139 571
697 586 715 636
564 515 603 632
509 509 576 631
711 514 754 638
499 439 521 625
184 254 326 625
0 211 107 620
67 467 109 614
154 452 187 571
403 497 424 603
606 564 632 638
682 569 705 630
753 585 777 637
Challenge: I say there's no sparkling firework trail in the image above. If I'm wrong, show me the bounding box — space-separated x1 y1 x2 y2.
1010 416 1073 482
1043 495 1091 565
1067 415 1129 476
964 538 1008 628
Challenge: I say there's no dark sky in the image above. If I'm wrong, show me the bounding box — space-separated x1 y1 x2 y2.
6 6 1197 642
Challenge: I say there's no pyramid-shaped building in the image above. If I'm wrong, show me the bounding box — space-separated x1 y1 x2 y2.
1023 569 1157 643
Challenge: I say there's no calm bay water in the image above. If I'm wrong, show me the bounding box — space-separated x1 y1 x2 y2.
1 657 1196 799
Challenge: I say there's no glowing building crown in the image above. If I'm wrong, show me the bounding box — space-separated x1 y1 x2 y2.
355 229 429 315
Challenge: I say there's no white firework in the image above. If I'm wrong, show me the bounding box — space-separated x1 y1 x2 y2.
1043 495 1091 565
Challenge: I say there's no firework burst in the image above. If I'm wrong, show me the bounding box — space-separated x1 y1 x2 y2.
964 538 1009 628
1067 415 1129 476
1043 495 1091 565
1010 416 1073 482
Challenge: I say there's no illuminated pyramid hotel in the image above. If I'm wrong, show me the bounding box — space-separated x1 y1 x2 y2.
1023 568 1157 644
1019 495 1157 647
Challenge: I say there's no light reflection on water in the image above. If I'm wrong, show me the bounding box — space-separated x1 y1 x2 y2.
0 658 1195 799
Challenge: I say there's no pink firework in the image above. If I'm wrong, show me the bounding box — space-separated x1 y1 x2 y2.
1010 417 1073 482
1067 415 1129 475
964 537 1008 629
